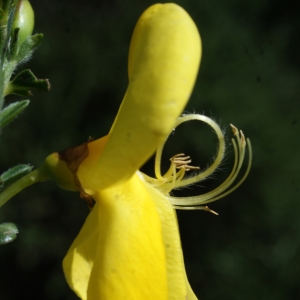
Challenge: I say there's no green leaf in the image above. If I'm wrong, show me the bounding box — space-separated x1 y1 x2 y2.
0 0 18 26
5 69 50 96
0 164 33 191
0 222 18 245
8 27 20 58
0 99 29 128
15 33 43 64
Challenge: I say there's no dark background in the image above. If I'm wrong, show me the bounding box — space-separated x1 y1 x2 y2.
0 0 299 299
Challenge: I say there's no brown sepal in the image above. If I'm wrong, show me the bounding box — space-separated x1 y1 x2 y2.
59 137 95 209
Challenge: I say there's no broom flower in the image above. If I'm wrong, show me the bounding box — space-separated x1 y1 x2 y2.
0 3 252 299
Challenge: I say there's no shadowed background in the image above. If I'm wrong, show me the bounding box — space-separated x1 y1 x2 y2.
0 0 299 299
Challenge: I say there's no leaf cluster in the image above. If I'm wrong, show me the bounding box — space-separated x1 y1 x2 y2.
0 0 49 245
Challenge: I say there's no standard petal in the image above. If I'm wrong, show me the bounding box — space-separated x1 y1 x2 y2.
81 3 202 191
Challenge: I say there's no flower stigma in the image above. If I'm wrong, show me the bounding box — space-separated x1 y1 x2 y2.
139 113 252 215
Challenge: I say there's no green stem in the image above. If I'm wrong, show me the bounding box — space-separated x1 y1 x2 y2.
0 168 49 208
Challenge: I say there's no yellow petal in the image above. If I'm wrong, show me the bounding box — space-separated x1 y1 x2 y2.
142 173 192 299
87 173 168 299
80 3 202 192
185 274 198 300
62 209 98 300
77 135 108 196
64 173 167 299
63 172 197 299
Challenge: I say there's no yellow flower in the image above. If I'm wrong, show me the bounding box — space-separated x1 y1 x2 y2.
41 3 251 300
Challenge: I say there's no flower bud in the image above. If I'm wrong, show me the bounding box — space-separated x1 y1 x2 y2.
12 0 34 47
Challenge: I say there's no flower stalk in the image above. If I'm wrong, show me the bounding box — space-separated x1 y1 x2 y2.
0 168 47 207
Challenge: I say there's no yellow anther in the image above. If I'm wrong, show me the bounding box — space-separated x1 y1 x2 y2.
202 206 219 215
230 124 239 136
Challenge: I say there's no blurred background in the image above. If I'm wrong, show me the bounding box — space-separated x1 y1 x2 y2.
0 0 299 299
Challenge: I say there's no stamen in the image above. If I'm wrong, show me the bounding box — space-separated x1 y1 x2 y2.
139 113 252 212
168 123 252 207
172 205 219 215
170 153 200 171
152 153 199 194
